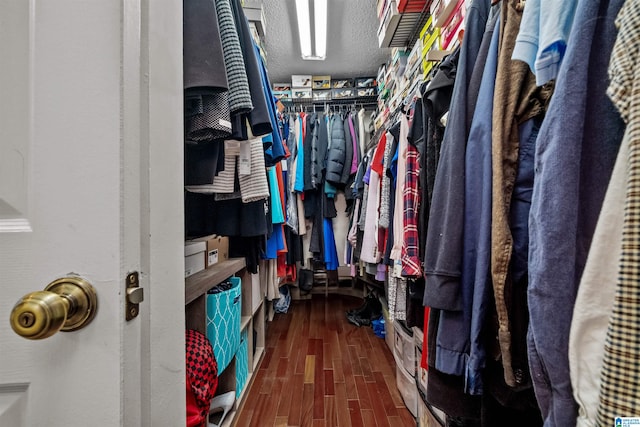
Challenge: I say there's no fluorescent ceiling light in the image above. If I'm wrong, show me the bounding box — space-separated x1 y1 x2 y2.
295 0 312 58
314 0 327 60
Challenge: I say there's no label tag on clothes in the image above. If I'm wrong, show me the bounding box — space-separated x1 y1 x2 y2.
225 140 241 156
393 260 403 278
239 140 251 175
219 119 232 129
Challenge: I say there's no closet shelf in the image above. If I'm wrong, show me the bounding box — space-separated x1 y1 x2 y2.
252 297 264 316
379 2 430 49
241 316 251 331
281 95 379 108
185 257 246 305
253 347 265 370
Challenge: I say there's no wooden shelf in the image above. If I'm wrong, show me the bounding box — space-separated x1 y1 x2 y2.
252 297 264 316
185 257 246 305
184 256 266 427
240 316 251 331
253 347 265 371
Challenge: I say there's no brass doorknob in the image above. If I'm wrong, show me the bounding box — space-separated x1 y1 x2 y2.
10 276 98 340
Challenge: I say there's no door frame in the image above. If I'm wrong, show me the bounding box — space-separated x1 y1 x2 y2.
123 1 185 425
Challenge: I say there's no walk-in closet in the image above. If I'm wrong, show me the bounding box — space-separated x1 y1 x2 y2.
3 0 638 426
182 0 640 426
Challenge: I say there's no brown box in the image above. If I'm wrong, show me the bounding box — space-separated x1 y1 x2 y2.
187 234 229 268
205 235 229 267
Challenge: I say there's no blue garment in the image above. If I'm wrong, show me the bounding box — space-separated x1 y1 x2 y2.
324 180 337 198
323 218 339 271
422 0 492 311
440 13 500 395
268 166 284 224
264 224 285 259
294 116 305 193
527 0 625 425
512 0 579 86
254 41 285 166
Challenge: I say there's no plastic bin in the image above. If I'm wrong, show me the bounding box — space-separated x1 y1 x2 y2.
235 328 249 399
206 276 241 373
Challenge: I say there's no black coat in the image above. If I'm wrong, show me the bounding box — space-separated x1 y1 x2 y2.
311 113 328 189
340 114 354 185
325 114 346 185
229 0 272 136
183 0 228 91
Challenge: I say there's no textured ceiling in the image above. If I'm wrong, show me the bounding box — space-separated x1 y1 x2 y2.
262 0 391 84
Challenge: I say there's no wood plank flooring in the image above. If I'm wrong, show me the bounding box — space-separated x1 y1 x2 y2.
233 294 416 427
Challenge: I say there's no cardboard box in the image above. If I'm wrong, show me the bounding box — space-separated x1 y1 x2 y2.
332 87 356 99
187 234 229 268
184 240 206 277
312 89 332 101
332 78 353 89
357 87 377 97
312 75 331 90
205 235 229 267
273 90 292 101
291 74 312 88
273 82 291 91
292 88 312 99
355 77 377 88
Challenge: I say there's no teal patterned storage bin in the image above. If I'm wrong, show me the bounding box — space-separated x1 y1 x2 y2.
235 328 249 399
206 276 241 373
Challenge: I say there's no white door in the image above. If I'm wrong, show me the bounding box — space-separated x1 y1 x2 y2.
0 1 185 426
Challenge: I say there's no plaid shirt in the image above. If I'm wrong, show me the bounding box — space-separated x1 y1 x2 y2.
402 140 422 277
597 0 640 423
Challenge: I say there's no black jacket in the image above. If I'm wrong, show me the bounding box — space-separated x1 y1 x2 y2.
325 114 347 185
340 114 354 185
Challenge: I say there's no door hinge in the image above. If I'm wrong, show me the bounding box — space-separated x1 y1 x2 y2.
125 272 144 321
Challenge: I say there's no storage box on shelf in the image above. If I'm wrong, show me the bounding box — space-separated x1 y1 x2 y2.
188 234 230 268
377 0 390 20
185 257 266 427
235 328 249 399
431 0 460 28
420 17 440 54
381 299 394 352
440 0 465 51
398 0 429 13
413 326 428 394
185 240 206 278
393 321 419 418
378 0 429 49
397 361 419 417
206 276 242 373
413 326 447 426
394 321 416 377
405 38 423 78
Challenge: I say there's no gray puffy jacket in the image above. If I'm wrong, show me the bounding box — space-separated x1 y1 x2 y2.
325 114 346 185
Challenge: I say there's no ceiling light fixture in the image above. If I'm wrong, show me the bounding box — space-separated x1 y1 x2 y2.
314 0 327 59
295 0 312 58
295 0 327 60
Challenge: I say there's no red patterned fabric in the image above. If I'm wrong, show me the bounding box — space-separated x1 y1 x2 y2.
401 142 422 277
186 329 218 427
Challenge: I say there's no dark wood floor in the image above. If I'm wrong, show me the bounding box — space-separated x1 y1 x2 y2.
233 293 416 427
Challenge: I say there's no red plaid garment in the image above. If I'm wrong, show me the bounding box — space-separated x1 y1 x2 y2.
186 329 218 427
402 142 422 277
